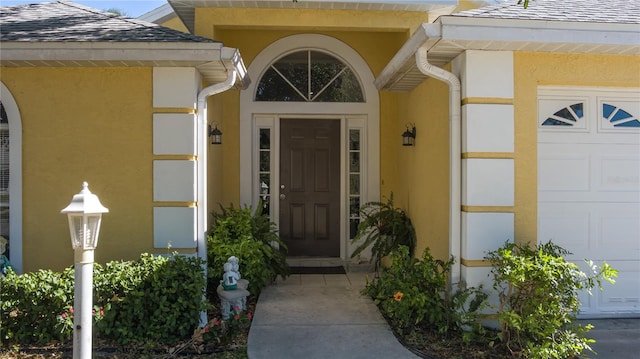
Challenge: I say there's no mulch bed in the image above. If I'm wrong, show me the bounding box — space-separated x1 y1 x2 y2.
0 298 256 359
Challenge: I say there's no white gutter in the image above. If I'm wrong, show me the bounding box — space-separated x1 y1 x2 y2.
196 68 237 326
415 46 462 288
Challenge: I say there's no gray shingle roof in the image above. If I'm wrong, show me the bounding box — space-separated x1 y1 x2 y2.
0 0 219 43
452 0 640 24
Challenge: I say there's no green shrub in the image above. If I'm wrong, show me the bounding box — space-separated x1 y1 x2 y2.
350 193 416 271
1 253 207 346
486 241 618 358
0 267 74 344
95 253 207 345
363 246 486 337
207 203 288 296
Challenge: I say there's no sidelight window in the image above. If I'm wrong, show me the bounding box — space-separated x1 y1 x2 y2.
258 128 272 216
348 129 361 239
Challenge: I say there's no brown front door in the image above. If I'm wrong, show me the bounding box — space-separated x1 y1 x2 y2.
279 119 340 257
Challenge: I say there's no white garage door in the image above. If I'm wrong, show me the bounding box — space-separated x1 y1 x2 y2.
538 87 640 318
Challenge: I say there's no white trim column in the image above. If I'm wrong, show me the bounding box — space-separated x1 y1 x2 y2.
452 50 515 301
152 68 201 251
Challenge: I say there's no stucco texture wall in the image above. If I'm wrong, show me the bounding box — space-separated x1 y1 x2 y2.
194 7 420 208
514 52 640 246
390 74 451 262
0 67 154 272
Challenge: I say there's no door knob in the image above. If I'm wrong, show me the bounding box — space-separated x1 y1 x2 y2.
280 194 286 200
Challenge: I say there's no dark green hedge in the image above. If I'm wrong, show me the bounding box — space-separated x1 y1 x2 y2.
1 253 206 346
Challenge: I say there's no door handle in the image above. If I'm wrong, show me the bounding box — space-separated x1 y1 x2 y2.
280 193 286 200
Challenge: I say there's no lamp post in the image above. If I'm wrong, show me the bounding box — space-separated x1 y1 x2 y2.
61 182 108 359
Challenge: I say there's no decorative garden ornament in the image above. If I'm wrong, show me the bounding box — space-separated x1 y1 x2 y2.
221 262 239 290
217 256 250 319
0 236 12 277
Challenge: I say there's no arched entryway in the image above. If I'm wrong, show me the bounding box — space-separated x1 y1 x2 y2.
239 34 379 259
0 82 23 272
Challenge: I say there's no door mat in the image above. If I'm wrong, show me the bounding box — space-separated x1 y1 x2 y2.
289 266 346 275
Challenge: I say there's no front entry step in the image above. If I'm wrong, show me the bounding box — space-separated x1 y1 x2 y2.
286 257 373 272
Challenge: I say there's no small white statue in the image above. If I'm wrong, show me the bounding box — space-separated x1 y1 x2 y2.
221 262 240 290
0 236 13 277
228 256 241 277
217 256 250 319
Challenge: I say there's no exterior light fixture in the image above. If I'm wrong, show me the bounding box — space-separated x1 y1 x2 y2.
402 124 416 146
209 124 223 145
61 182 108 359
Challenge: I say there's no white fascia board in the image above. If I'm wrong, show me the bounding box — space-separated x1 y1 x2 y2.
0 41 224 63
138 3 176 23
220 47 251 90
374 22 441 90
440 16 640 49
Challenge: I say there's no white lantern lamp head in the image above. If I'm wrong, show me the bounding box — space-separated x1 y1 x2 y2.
401 124 416 147
61 182 109 250
209 124 223 145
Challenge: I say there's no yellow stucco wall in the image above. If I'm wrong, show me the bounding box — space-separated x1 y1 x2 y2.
390 52 640 262
163 5 638 265
388 72 452 262
513 52 640 246
162 15 188 32
171 6 479 260
0 67 155 272
195 8 427 37
193 6 421 208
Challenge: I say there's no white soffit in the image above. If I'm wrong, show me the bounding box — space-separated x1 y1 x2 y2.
376 16 640 92
168 0 458 32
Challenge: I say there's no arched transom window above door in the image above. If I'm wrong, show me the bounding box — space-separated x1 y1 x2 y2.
255 50 365 103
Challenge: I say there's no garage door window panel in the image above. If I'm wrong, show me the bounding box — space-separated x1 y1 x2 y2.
601 103 640 129
539 99 589 131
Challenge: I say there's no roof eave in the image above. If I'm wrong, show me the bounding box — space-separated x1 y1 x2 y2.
374 23 441 91
440 16 640 48
220 47 251 90
376 16 640 92
0 41 250 86
138 3 176 23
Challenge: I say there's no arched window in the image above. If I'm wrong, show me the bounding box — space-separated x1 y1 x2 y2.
255 50 364 102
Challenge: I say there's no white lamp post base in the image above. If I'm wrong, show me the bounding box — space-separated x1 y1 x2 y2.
73 249 94 359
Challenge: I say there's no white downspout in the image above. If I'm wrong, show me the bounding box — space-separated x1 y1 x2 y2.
196 68 237 326
415 46 462 288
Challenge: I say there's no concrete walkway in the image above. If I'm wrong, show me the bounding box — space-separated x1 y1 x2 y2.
247 272 418 359
247 272 640 359
577 319 640 359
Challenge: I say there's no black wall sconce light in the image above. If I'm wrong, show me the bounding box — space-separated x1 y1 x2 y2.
402 124 416 146
208 124 223 145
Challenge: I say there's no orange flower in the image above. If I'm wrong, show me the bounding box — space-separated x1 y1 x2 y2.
393 292 403 301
